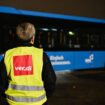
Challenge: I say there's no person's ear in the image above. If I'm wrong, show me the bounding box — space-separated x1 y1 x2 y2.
30 36 35 44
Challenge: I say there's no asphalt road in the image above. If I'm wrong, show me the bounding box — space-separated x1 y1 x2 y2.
48 69 105 105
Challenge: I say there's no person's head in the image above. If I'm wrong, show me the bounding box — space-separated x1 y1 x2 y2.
16 22 35 44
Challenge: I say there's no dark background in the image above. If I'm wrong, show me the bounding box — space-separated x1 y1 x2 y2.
0 0 105 19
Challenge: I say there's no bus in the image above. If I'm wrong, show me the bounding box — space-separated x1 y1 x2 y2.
0 6 105 71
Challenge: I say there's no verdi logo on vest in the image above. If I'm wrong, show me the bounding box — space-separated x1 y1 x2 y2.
15 66 32 71
13 55 33 76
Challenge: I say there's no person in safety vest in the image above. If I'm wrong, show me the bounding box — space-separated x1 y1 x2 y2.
0 22 56 105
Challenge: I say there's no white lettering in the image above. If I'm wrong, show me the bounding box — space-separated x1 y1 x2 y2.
15 66 32 71
50 56 64 61
49 55 71 66
51 61 71 65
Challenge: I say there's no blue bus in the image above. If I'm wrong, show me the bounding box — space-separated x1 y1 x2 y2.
0 6 105 71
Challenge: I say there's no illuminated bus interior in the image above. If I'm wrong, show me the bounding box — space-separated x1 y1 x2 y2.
0 13 105 53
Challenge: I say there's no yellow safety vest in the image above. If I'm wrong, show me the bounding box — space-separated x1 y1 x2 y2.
4 46 47 105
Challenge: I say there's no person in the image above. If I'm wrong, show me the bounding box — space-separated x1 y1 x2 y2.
0 22 56 105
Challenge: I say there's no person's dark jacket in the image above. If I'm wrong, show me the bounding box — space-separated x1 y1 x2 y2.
0 44 56 105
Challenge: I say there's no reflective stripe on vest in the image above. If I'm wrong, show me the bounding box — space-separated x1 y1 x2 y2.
7 93 46 102
9 84 44 91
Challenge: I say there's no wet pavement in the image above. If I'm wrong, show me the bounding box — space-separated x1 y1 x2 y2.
48 69 105 105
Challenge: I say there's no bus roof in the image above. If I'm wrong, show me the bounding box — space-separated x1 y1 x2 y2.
0 6 105 24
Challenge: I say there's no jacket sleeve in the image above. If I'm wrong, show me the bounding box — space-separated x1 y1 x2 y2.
0 58 9 105
42 52 56 98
